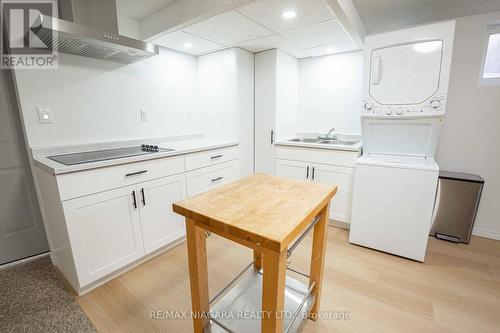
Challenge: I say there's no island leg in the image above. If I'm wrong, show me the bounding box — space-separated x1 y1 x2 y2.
185 218 210 332
308 203 330 320
261 250 287 333
254 249 263 270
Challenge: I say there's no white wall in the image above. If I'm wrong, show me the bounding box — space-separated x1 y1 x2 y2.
196 49 237 141
118 15 140 39
298 51 363 135
436 11 500 240
14 48 199 147
196 48 255 176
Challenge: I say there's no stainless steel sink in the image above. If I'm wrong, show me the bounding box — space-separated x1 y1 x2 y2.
288 138 321 143
287 138 359 146
318 140 358 146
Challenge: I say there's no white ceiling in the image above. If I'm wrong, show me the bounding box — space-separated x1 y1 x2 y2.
116 0 177 21
353 0 500 33
154 0 359 58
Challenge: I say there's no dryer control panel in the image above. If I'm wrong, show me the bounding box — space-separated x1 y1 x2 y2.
362 94 447 117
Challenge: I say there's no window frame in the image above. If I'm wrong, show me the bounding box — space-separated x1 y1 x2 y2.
479 22 500 86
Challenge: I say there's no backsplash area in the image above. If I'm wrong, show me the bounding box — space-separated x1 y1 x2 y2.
13 48 199 148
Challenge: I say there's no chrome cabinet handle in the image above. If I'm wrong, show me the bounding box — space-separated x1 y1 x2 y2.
140 188 146 206
132 191 137 209
125 170 147 177
211 176 223 182
312 167 315 180
211 155 223 160
306 166 309 179
271 130 275 144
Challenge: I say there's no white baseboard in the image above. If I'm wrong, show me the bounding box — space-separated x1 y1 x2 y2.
472 227 500 241
329 219 350 230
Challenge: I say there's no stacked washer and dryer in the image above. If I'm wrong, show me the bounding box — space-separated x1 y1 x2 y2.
349 21 456 262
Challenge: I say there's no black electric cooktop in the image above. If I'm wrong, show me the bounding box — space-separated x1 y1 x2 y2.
48 145 174 166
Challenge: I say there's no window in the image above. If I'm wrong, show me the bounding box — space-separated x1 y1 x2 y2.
483 33 500 78
480 23 500 86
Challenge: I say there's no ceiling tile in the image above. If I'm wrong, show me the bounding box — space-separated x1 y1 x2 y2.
238 0 335 33
279 19 351 49
304 40 358 57
117 0 176 21
184 10 273 46
237 34 297 53
154 31 224 55
288 49 310 58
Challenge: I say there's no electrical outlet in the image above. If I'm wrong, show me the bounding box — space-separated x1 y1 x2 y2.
37 106 53 124
140 109 149 122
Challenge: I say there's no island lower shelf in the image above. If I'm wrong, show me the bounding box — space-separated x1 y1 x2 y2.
209 266 315 333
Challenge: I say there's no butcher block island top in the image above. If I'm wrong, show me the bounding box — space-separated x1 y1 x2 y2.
172 173 337 333
172 173 337 253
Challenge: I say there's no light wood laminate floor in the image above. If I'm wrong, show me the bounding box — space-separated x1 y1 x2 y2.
77 227 500 332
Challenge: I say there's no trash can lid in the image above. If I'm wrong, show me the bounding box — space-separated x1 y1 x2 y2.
439 171 484 183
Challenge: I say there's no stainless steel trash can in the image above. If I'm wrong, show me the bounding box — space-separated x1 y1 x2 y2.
430 171 484 244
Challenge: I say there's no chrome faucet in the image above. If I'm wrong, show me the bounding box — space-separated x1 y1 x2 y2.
318 128 336 140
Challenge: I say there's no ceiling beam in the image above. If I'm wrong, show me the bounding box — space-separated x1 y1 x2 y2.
326 0 366 48
140 0 256 41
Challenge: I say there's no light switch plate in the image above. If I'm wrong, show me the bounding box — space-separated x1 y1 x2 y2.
140 108 149 122
37 106 53 124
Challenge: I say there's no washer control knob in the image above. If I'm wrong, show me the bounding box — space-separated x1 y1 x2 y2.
363 102 373 111
385 110 392 115
396 109 403 115
430 99 441 109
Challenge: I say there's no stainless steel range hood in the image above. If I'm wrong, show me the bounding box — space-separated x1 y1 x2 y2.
31 0 159 64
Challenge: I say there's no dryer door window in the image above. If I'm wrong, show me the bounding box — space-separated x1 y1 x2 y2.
369 40 443 105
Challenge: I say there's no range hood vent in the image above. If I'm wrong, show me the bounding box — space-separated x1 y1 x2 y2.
31 0 158 64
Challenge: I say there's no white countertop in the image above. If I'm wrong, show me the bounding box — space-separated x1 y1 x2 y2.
275 140 362 152
33 138 238 175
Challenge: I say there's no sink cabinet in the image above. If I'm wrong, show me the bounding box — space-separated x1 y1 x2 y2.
275 146 360 224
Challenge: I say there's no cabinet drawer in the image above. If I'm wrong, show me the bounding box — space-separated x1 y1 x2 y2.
57 156 185 201
186 160 240 197
275 146 360 168
185 146 239 171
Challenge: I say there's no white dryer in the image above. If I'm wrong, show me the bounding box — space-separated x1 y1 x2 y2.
349 21 456 261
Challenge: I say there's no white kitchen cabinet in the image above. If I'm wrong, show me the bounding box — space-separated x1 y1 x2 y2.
275 159 354 223
186 160 240 197
138 174 187 254
36 144 241 294
310 163 354 223
275 146 360 224
275 159 310 181
62 185 144 287
255 50 277 174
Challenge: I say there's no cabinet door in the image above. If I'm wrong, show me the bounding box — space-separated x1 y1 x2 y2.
255 50 277 175
186 160 240 197
311 163 354 223
63 186 144 287
138 174 187 254
275 159 310 181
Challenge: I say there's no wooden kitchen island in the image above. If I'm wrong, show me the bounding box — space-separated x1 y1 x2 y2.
172 173 337 333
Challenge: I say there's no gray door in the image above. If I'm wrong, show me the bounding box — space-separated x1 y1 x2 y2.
0 69 49 265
